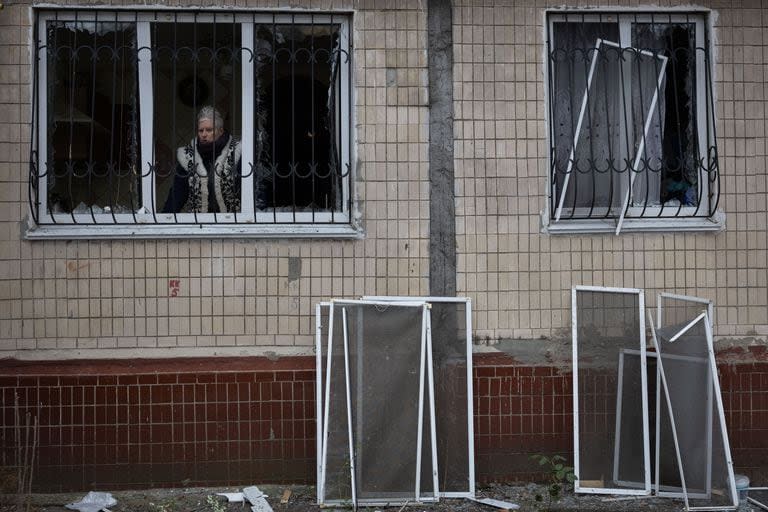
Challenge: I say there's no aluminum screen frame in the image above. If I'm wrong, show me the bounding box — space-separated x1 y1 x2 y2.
572 286 651 495
612 349 658 490
320 299 439 507
315 302 330 505
655 293 714 499
650 312 738 511
657 292 714 331
748 488 768 510
364 296 475 499
318 301 356 506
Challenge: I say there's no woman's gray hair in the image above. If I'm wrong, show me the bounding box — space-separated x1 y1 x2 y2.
197 106 224 133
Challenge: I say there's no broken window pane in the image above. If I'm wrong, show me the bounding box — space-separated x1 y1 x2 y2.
340 302 436 504
254 23 343 213
551 22 622 216
46 20 140 214
33 10 352 229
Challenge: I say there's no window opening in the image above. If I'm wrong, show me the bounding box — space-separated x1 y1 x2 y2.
547 12 719 229
30 9 352 231
45 17 140 216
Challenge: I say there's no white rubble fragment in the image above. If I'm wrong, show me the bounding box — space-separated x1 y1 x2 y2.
65 491 117 512
468 496 521 510
216 492 245 502
243 486 273 512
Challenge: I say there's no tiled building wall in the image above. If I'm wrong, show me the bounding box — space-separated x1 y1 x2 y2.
0 1 765 356
0 0 431 358
453 1 768 341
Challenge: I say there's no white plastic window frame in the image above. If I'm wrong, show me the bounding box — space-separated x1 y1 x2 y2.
32 9 355 239
571 285 651 496
544 11 722 235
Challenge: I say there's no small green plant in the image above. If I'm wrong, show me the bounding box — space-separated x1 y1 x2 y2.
206 495 227 512
530 454 577 505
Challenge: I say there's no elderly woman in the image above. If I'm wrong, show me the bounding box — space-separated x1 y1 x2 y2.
162 106 241 213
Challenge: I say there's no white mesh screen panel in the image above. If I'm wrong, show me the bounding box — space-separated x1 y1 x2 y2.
573 287 649 494
654 315 737 510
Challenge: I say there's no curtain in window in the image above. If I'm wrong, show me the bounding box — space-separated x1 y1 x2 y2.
551 22 667 217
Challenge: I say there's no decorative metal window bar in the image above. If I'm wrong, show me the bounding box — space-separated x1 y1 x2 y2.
546 12 720 225
29 8 352 227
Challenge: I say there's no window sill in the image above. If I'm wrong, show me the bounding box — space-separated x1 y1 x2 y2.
24 221 364 240
541 211 725 235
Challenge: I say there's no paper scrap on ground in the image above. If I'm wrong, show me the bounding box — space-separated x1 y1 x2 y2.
469 497 521 510
65 492 117 512
216 492 244 502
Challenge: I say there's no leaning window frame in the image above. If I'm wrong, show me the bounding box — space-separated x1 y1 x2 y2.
29 8 356 239
543 10 724 235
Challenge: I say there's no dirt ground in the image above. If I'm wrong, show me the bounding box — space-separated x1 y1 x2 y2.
2 483 751 511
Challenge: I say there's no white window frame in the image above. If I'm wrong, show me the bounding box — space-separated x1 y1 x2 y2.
30 9 357 239
543 10 724 235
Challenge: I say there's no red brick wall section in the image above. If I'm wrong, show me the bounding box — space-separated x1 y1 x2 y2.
0 354 766 492
0 358 316 492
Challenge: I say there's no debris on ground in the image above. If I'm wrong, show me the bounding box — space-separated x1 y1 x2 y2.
468 496 520 510
0 483 715 511
243 486 272 512
215 493 244 502
64 492 117 512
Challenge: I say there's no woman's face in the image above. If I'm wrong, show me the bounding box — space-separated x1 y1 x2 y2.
197 118 221 144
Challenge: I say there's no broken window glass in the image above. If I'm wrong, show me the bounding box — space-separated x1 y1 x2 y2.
320 301 438 506
254 23 343 214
